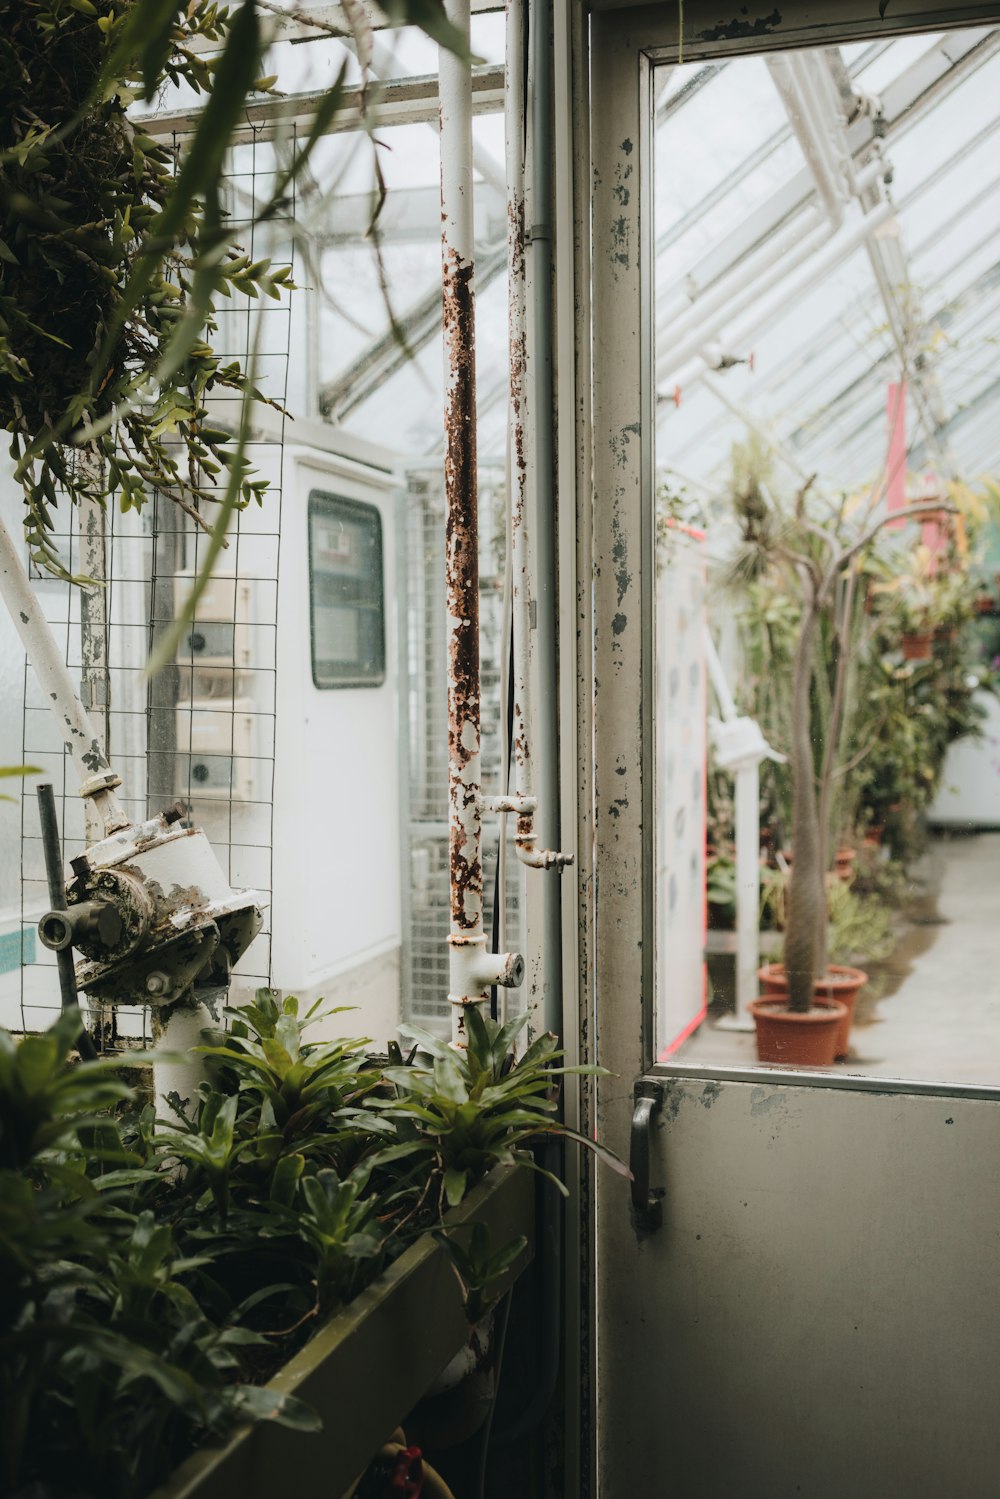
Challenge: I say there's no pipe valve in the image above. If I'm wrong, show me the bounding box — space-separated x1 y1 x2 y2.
39 900 123 954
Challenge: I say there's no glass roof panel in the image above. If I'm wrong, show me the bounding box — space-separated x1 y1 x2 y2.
654 32 1000 499
654 58 801 241
850 32 943 93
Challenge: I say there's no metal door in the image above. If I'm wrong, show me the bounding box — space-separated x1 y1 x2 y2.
583 3 1000 1494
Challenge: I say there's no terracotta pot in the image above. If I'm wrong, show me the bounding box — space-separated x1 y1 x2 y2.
901 631 933 662
757 962 868 1059
749 996 847 1067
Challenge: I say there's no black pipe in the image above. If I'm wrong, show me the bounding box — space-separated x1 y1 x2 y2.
36 783 98 1060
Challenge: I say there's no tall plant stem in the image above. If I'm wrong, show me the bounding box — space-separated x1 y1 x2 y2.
816 561 859 972
784 593 824 1012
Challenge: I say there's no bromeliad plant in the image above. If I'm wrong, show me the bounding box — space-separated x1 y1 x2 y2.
372 1006 625 1211
0 992 618 1499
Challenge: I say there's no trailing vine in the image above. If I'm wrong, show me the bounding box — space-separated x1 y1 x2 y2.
0 1 291 578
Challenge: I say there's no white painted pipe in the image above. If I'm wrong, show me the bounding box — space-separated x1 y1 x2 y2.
0 506 128 835
658 199 895 393
656 213 829 370
506 0 572 886
657 201 823 328
768 53 845 228
151 999 215 1114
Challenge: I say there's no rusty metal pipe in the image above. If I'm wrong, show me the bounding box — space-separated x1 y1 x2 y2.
79 491 113 845
440 0 521 1042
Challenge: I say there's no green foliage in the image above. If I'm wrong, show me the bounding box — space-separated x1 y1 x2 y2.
371 1006 624 1211
0 1 293 577
0 763 42 803
438 1220 528 1325
0 1004 132 1169
825 878 895 967
0 994 617 1497
0 0 460 583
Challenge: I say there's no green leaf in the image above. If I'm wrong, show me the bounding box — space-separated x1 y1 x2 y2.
444 1167 468 1207
270 1152 305 1207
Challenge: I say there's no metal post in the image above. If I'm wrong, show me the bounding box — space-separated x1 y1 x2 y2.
440 0 523 1042
507 0 572 907
0 506 128 836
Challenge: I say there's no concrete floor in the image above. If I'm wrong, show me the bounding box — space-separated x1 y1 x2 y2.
679 831 1000 1085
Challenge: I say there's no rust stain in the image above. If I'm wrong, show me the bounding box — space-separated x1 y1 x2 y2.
442 243 482 932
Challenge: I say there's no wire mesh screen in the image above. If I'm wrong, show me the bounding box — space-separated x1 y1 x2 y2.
5 126 292 1043
401 466 524 1035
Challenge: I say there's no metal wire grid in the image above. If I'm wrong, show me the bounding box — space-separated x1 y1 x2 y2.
12 126 293 1041
400 466 524 1034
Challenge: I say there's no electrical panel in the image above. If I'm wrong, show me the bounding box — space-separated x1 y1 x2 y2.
174 572 253 672
173 571 257 803
175 698 256 802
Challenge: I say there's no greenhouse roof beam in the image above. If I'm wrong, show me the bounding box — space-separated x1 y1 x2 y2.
318 241 507 420
735 142 1000 421
878 27 1000 135
656 197 893 390
782 255 1000 455
791 290 1000 473
143 63 505 140
766 51 853 228
655 62 727 124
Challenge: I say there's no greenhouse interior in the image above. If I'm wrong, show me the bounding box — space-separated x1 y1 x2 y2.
2 2 1000 1496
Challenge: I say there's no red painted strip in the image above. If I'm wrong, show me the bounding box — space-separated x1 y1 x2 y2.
658 1002 708 1060
664 516 707 543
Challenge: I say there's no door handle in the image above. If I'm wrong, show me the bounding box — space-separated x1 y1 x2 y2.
630 1079 664 1231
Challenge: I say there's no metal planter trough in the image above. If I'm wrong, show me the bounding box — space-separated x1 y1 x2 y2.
149 1165 534 1499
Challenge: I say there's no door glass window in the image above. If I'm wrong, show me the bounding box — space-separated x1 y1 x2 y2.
308 491 385 687
653 34 1000 1083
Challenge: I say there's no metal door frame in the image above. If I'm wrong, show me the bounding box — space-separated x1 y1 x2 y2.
583 3 1000 1492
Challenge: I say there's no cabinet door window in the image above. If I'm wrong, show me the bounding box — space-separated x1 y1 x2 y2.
309 492 385 687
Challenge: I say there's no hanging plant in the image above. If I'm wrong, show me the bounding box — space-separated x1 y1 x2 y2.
0 0 300 578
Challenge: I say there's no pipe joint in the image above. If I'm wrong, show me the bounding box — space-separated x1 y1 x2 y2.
480 793 538 815
514 809 574 870
448 931 524 1010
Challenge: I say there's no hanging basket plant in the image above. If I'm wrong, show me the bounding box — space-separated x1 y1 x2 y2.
0 0 294 579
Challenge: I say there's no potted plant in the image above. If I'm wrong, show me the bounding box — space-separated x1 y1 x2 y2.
724 459 951 1065
0 996 621 1498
